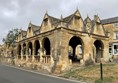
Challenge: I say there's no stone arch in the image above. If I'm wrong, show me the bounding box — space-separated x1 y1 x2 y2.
34 40 40 55
28 42 33 55
23 43 26 55
17 44 21 56
42 37 51 55
93 40 104 63
68 36 84 63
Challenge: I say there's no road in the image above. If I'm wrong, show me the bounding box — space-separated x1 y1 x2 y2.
0 63 81 83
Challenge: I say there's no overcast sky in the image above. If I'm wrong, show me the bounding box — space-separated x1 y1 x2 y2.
0 0 118 44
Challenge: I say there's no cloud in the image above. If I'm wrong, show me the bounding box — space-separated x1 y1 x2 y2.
0 0 118 44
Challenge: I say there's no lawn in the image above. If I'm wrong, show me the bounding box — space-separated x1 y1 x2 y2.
63 63 118 83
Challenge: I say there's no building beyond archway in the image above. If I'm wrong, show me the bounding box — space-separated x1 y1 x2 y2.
23 43 26 55
69 36 83 63
94 40 104 63
28 42 33 56
42 38 51 55
34 40 40 55
18 44 21 56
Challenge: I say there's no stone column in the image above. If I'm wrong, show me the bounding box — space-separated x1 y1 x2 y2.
39 48 43 63
32 48 35 62
16 45 18 62
26 43 29 62
102 41 109 62
21 45 23 61
31 41 35 62
82 37 93 65
93 45 96 62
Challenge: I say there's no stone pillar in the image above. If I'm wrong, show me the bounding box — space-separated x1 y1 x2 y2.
32 48 35 62
39 47 43 63
82 37 93 65
16 45 18 61
93 45 96 62
26 44 29 62
103 41 109 62
21 45 23 61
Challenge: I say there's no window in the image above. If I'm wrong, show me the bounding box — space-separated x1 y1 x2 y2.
74 16 80 25
44 18 48 26
109 47 112 54
113 44 118 55
29 27 31 33
114 32 118 39
113 23 118 27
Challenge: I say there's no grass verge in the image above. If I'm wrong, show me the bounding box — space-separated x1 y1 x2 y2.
63 63 118 83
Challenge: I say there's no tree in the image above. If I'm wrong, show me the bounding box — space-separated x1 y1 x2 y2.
2 28 19 48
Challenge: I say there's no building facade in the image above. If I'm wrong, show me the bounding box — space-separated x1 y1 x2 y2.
101 17 118 61
1 10 110 73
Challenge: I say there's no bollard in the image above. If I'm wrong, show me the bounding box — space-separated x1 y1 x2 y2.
100 62 103 80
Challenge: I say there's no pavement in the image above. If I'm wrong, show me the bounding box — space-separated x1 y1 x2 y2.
0 63 83 83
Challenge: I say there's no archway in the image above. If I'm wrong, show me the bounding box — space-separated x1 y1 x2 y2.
23 43 26 55
28 42 33 55
34 40 40 55
18 44 21 56
94 40 104 63
42 37 51 55
69 36 83 63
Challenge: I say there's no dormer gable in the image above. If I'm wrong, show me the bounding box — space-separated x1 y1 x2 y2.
26 22 34 38
92 15 106 36
17 29 26 41
74 9 81 18
40 12 52 33
84 16 92 33
94 15 101 24
40 11 60 33
17 29 22 41
67 9 84 31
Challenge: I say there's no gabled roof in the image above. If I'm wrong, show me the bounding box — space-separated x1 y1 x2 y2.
31 24 40 32
63 9 81 23
63 14 74 23
91 15 106 36
28 22 40 32
101 16 118 24
84 16 92 24
94 15 101 24
21 30 27 37
48 15 60 25
40 9 83 28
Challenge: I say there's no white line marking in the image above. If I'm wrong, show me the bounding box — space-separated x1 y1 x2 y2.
3 64 84 83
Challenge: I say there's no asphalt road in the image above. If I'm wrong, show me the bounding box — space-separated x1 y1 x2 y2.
0 64 81 83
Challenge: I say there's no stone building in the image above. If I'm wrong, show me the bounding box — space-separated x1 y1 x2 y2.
0 44 15 63
4 10 110 73
101 17 118 61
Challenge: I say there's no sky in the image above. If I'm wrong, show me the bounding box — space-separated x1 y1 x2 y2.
0 0 118 44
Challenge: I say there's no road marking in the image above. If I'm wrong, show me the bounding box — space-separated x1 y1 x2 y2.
2 64 85 83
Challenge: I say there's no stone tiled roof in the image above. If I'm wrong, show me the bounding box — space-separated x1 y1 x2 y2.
20 30 27 38
28 22 40 34
48 15 60 25
63 10 82 23
21 30 27 37
45 10 82 27
63 14 74 23
31 23 40 32
101 16 118 24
